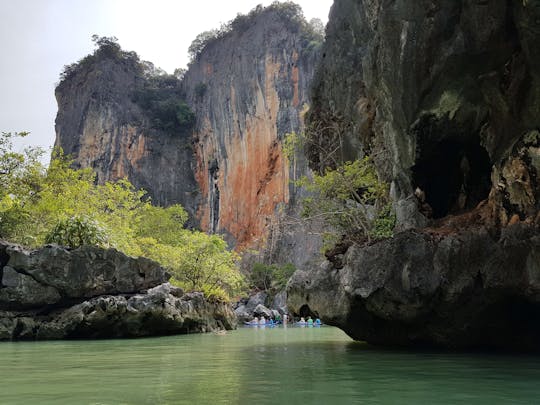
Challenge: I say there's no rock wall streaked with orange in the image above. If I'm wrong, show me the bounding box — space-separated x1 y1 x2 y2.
194 58 291 249
184 12 318 251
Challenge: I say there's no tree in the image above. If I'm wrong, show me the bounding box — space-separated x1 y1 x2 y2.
285 129 395 247
0 132 46 242
308 18 325 39
45 215 110 248
297 158 395 246
136 232 243 301
250 262 295 291
188 30 220 61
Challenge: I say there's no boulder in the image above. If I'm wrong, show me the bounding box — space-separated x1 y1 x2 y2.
0 241 237 340
253 304 273 319
37 284 235 339
245 291 267 313
234 304 251 322
2 243 166 304
272 290 288 315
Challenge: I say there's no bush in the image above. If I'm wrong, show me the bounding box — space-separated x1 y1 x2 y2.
45 215 109 248
132 75 195 133
195 82 207 100
59 35 139 83
297 158 395 246
250 262 296 291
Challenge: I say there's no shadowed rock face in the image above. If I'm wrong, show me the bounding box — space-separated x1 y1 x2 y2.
0 241 236 340
289 221 540 350
288 0 540 350
308 0 540 229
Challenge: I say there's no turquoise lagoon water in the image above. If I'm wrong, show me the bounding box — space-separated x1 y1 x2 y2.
0 326 539 404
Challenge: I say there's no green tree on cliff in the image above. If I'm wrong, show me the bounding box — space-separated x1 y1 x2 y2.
284 132 396 247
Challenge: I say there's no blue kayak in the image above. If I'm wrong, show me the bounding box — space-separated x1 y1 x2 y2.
244 321 280 326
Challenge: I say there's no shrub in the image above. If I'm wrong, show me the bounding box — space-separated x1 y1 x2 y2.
132 75 195 133
45 215 109 248
297 158 395 245
250 262 296 291
194 82 207 100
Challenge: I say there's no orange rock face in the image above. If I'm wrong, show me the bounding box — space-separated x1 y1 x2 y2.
194 56 293 250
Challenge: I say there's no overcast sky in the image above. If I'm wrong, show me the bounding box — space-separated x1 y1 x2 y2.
0 0 333 153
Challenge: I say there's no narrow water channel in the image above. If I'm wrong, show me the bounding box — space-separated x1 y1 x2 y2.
1 326 539 404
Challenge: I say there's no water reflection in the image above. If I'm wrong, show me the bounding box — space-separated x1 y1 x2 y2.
0 327 539 404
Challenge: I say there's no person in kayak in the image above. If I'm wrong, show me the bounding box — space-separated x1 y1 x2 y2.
314 318 322 326
259 316 266 325
307 316 314 326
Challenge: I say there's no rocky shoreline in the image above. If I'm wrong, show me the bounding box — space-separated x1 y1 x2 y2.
0 241 236 340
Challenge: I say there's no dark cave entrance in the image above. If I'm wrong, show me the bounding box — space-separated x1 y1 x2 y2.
412 137 492 219
298 304 318 319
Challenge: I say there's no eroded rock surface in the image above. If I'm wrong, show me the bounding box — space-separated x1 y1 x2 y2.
289 0 540 350
289 222 540 350
0 241 236 340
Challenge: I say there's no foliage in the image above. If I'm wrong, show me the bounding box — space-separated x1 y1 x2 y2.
132 74 195 133
59 35 139 83
194 82 208 100
0 132 46 243
0 140 244 300
188 29 221 60
138 233 243 302
297 158 395 245
250 262 295 291
308 18 325 39
371 204 397 240
45 215 109 248
283 131 306 161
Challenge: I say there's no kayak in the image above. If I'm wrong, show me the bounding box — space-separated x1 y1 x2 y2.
296 321 322 326
243 321 280 326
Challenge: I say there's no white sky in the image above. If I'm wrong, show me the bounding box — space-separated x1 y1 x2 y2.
0 0 333 152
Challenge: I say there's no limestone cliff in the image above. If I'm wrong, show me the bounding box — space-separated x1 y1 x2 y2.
54 5 323 266
55 41 199 217
183 4 320 255
288 0 540 349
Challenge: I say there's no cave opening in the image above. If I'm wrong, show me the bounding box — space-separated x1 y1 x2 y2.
298 304 318 319
412 137 492 219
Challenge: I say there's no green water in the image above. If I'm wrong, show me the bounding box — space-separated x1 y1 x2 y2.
1 326 539 404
